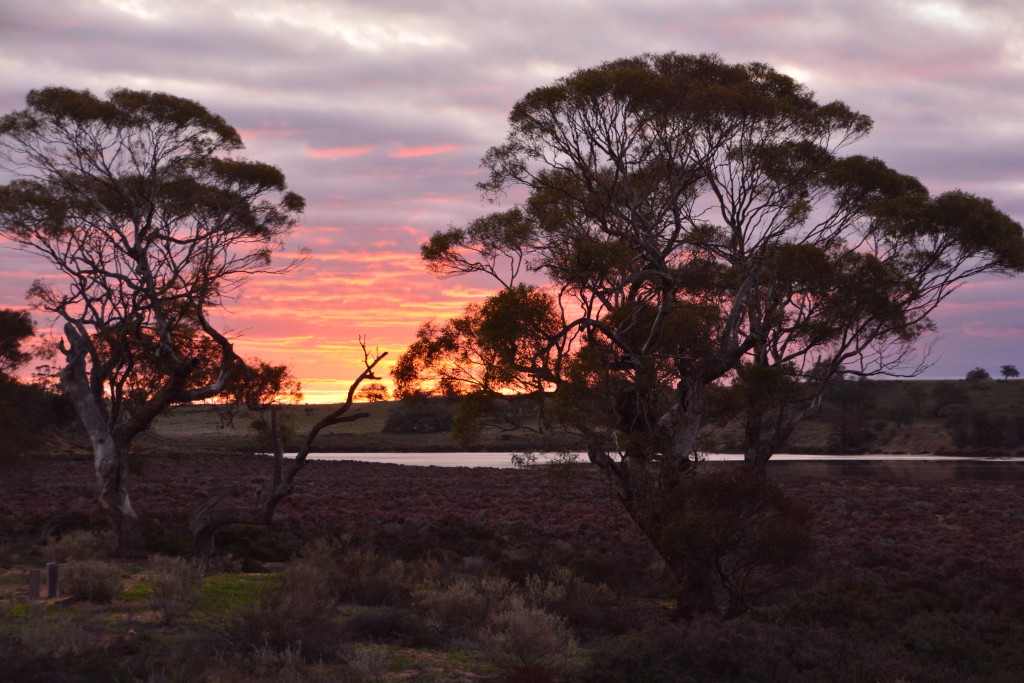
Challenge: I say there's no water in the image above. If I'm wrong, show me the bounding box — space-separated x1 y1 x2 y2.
292 452 1022 468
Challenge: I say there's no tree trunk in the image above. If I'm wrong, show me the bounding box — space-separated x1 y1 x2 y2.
60 337 145 556
626 505 721 617
94 437 146 556
744 443 773 473
189 485 279 557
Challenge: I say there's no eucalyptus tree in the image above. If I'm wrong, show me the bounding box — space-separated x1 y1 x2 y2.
0 87 305 553
396 53 1024 614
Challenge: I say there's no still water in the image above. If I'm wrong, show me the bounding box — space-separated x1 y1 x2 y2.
293 452 1020 468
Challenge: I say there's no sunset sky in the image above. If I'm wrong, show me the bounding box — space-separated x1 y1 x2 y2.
2 0 1023 402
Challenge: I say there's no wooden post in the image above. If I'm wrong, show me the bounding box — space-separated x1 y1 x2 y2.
46 562 58 598
28 569 40 599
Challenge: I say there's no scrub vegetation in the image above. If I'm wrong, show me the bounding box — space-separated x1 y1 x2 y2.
1 453 1022 681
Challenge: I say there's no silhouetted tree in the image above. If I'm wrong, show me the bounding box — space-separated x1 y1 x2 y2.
1000 364 1019 380
0 87 305 553
396 53 1024 615
356 382 391 402
965 367 991 381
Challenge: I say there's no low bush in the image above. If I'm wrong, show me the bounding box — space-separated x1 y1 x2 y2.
61 559 123 603
148 555 203 624
479 598 578 681
416 576 489 637
47 528 116 562
656 466 815 617
347 643 391 683
216 582 344 664
286 538 414 606
343 606 439 647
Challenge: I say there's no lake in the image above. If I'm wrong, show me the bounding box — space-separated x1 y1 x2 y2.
294 452 1022 468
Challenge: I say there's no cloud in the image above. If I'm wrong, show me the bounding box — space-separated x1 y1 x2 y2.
2 0 1022 397
390 144 462 158
307 145 376 160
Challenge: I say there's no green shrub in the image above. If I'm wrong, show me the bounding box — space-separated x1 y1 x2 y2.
217 582 344 664
416 577 488 637
347 644 390 683
286 538 413 606
148 555 204 624
343 606 439 647
47 528 116 562
480 598 578 680
60 559 122 603
16 607 90 658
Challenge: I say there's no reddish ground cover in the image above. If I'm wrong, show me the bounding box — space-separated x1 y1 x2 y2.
3 454 1024 680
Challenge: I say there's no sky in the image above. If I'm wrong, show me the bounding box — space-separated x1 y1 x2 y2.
1 0 1023 401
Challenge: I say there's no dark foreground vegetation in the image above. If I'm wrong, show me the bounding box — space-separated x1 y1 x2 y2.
1 452 1022 682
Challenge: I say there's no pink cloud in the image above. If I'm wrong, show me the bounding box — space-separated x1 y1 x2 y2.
307 145 376 160
238 123 305 140
390 144 462 159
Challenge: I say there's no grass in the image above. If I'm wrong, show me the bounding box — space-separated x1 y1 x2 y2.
197 571 280 615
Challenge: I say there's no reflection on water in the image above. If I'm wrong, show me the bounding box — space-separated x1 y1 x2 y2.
291 452 1023 469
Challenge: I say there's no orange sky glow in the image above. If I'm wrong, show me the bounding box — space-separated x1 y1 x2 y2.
1 1 1022 401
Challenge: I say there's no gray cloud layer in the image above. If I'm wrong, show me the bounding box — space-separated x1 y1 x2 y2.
1 0 1022 385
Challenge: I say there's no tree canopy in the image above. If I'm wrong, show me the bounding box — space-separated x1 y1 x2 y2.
395 53 1024 614
0 308 34 378
0 87 305 551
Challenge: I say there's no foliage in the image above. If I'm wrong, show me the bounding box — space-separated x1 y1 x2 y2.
1 459 1023 681
0 374 74 462
215 579 345 664
356 381 391 402
479 598 579 681
0 308 75 462
400 51 1024 471
965 366 991 381
148 555 204 624
1000 364 1019 380
654 467 815 617
0 308 33 377
0 86 305 552
395 52 1024 613
46 528 117 562
60 559 123 603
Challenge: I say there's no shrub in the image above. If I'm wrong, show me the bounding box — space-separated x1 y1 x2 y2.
416 577 490 637
656 466 815 617
480 598 578 680
60 559 122 603
217 583 344 663
285 538 413 606
148 555 204 624
584 627 680 683
343 606 439 647
47 528 116 562
16 607 90 658
347 644 391 683
531 567 619 631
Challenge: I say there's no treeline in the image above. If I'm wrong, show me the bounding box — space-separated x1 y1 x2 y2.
0 309 76 462
809 376 1024 454
376 377 1024 456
